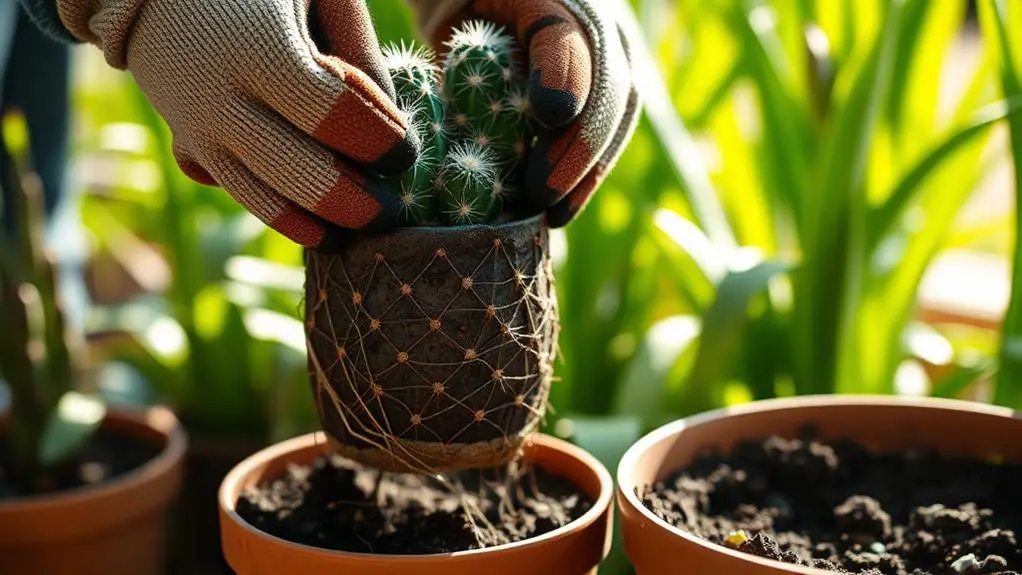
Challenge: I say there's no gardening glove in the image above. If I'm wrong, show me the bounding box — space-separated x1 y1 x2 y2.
407 0 642 227
56 0 418 247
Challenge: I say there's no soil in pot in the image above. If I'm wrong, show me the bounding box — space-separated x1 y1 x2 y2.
235 452 593 554
0 427 160 498
640 429 1022 575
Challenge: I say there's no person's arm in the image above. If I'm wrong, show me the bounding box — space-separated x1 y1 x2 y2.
16 0 78 43
13 0 418 249
405 0 641 227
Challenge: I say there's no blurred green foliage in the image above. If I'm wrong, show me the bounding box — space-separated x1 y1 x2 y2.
72 56 317 442
64 1 1022 573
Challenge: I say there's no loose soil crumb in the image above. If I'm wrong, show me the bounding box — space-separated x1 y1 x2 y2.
0 428 161 499
236 454 593 554
640 431 1022 574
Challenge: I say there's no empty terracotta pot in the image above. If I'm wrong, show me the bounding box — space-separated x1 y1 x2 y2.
0 405 187 575
219 431 613 575
616 395 1022 575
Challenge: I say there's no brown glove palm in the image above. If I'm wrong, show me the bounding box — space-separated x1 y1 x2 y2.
59 0 418 247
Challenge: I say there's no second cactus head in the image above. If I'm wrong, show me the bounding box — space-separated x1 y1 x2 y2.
443 21 533 176
382 42 449 225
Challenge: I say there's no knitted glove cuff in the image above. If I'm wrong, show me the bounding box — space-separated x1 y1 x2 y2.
16 0 79 43
56 0 149 69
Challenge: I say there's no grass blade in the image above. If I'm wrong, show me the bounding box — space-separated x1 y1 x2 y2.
868 97 1022 255
611 315 701 424
613 0 737 251
980 0 1022 408
797 0 902 395
682 260 793 414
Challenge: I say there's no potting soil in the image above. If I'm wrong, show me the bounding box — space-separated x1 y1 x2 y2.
0 428 160 498
235 454 593 554
640 431 1022 574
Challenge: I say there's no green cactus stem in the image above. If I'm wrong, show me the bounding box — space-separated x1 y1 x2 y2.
443 21 516 128
439 141 501 225
382 42 449 225
444 21 533 178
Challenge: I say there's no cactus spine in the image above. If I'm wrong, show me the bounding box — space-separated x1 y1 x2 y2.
443 21 532 176
438 141 500 225
383 43 449 225
381 21 533 227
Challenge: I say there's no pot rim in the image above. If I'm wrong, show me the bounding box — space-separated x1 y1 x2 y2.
616 394 1021 575
0 404 187 511
218 430 613 562
308 213 549 253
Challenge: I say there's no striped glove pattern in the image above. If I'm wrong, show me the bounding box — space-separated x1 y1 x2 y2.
58 0 418 247
407 0 642 226
52 0 640 242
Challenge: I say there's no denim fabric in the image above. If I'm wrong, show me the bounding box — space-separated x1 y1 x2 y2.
16 0 78 44
1 5 88 338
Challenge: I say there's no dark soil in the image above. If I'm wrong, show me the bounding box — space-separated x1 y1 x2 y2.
0 427 161 499
640 430 1022 574
236 454 593 554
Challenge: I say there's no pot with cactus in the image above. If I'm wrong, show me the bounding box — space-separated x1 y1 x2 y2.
0 115 187 575
217 21 613 574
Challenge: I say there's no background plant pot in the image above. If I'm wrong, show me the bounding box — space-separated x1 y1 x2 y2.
616 395 1022 575
219 431 613 575
167 434 267 575
303 214 558 473
0 405 187 575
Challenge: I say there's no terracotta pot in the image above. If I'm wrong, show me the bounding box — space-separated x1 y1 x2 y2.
219 431 613 575
616 395 1022 575
303 214 558 473
0 405 187 575
168 434 268 575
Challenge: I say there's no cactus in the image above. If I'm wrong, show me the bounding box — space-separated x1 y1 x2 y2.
443 21 533 176
437 141 501 225
383 43 450 225
379 20 534 228
0 112 101 495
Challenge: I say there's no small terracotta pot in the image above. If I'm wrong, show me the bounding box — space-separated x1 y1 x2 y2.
616 395 1022 575
303 215 558 473
219 431 613 575
0 405 187 575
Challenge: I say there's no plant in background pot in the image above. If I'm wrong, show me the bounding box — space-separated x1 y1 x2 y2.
616 396 1022 575
217 21 614 574
80 78 320 573
0 112 187 575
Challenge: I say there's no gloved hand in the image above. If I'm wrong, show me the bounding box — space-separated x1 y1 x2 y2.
57 0 418 247
407 0 641 227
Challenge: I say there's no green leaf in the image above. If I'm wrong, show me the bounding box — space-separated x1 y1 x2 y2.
799 0 902 396
931 358 997 399
1 112 30 157
614 0 737 250
726 0 813 227
981 0 1022 408
868 96 1022 254
561 415 643 474
559 415 643 575
884 0 934 137
683 259 793 414
611 315 701 424
39 392 107 466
